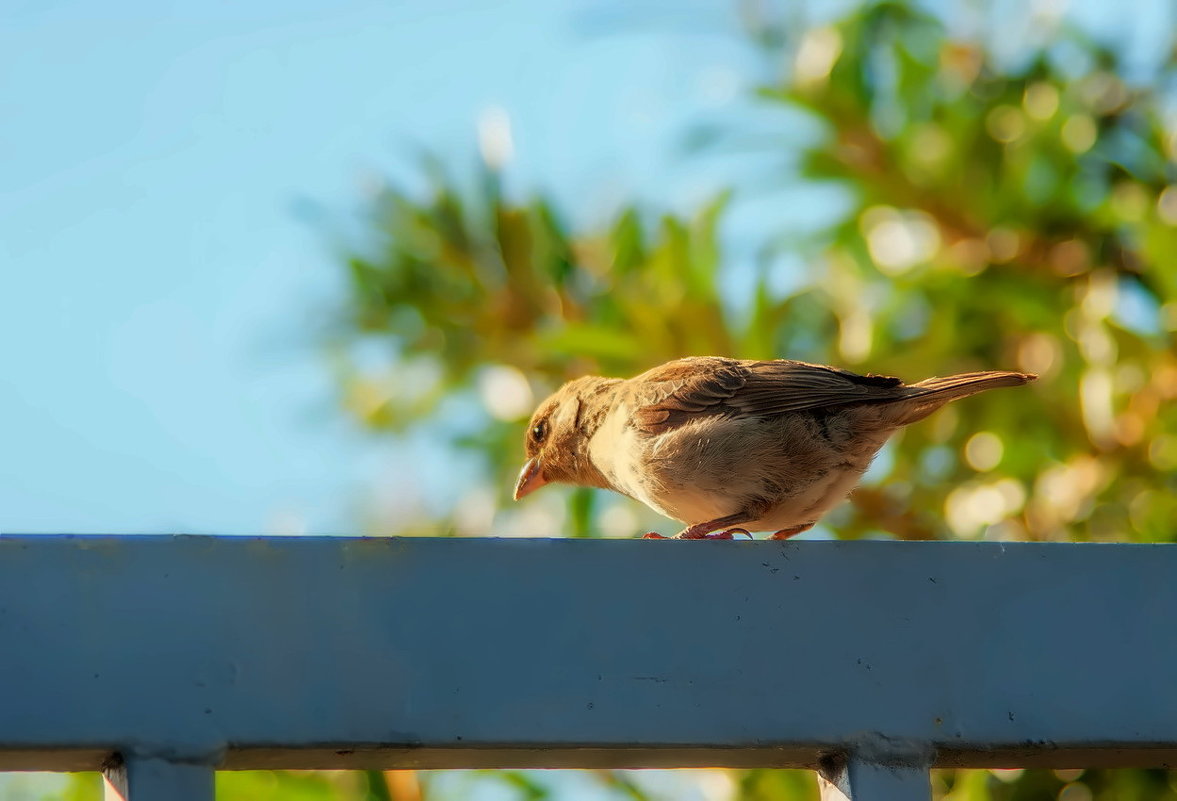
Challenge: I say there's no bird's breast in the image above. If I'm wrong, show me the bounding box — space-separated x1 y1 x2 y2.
588 406 653 503
588 408 751 524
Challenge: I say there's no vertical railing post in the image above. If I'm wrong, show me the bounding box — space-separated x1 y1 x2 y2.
102 755 215 801
818 752 932 801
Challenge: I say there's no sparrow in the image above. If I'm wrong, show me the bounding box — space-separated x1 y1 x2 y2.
513 357 1036 540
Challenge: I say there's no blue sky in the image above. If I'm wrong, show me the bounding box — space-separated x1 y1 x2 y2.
1 0 763 534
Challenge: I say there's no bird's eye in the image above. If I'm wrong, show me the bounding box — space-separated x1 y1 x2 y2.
531 421 547 442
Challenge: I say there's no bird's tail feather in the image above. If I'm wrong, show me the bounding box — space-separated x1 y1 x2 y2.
894 370 1036 424
913 370 1036 398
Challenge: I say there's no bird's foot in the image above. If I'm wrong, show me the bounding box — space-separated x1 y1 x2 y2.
642 527 752 540
768 522 815 540
710 527 753 540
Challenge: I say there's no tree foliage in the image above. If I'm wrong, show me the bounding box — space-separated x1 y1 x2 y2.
332 1 1176 548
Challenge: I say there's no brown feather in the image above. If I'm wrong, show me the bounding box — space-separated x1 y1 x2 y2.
631 357 918 434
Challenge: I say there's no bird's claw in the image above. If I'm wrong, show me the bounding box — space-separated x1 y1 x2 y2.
713 527 753 540
642 528 752 540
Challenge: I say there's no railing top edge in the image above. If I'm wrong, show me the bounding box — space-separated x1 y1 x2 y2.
0 532 1170 548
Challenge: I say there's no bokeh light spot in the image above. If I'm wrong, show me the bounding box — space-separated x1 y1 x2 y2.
964 432 1004 471
1061 114 1097 152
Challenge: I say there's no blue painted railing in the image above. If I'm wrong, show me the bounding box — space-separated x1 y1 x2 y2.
2 535 1175 800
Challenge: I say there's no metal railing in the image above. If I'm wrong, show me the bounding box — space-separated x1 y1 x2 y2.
2 535 1175 800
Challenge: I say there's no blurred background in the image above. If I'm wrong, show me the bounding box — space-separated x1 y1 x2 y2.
3 0 1176 799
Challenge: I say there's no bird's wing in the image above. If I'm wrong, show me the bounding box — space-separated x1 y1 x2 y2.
630 357 914 434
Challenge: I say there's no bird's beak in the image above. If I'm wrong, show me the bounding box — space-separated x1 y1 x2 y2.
513 457 548 500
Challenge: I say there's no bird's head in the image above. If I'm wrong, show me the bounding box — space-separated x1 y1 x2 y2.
513 375 620 500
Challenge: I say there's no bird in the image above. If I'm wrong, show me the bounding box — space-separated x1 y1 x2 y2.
512 356 1036 540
